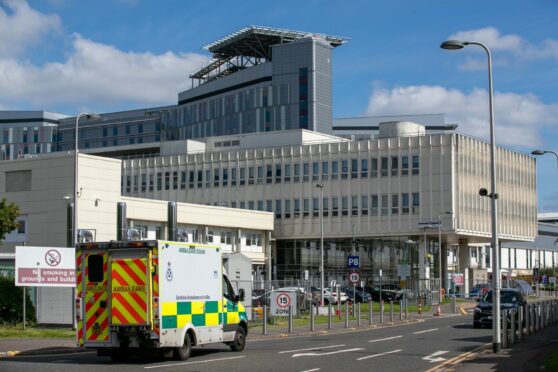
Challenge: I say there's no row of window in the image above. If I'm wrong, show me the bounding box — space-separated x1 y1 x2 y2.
124 156 421 192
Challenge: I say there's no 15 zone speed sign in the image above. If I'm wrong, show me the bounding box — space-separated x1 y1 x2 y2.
349 272 360 284
271 291 298 316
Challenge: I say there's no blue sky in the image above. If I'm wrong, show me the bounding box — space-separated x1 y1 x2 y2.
1 0 557 211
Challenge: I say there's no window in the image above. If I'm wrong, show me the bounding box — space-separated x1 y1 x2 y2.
412 155 420 175
266 165 272 184
173 171 178 190
303 163 309 182
165 172 170 190
248 201 255 210
87 255 104 283
214 168 220 187
285 199 291 218
275 164 281 183
332 197 339 217
412 192 420 213
371 195 378 215
231 167 237 186
351 159 358 179
240 168 246 186
133 175 138 192
371 158 378 177
312 197 319 217
180 171 186 189
323 197 329 217
312 162 319 181
141 174 146 192
284 164 291 183
207 230 214 243
361 195 368 215
303 198 309 217
391 156 399 176
240 201 246 209
275 200 282 219
257 166 264 184
149 174 154 191
361 159 368 178
331 161 339 180
351 196 358 216
266 200 272 212
342 196 348 216
401 193 409 214
17 219 26 234
392 194 399 215
381 194 388 216
341 160 348 179
294 199 301 217
222 168 228 187
205 170 211 188
156 173 162 191
381 157 388 177
294 164 300 182
257 200 264 211
248 167 255 185
401 156 409 176
322 161 329 181
188 171 194 189
197 170 203 188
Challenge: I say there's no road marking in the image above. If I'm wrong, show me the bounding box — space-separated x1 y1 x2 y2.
300 369 321 372
279 344 346 354
424 343 491 372
368 335 403 343
292 348 364 358
413 328 439 334
423 350 449 363
144 355 245 369
357 349 402 361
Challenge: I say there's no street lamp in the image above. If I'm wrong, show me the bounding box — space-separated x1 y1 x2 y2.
532 150 558 173
316 184 325 306
441 39 501 353
74 113 101 247
438 211 453 303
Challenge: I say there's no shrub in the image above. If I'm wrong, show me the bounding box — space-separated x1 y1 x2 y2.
0 275 36 325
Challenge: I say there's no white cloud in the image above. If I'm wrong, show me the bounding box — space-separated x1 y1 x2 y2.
364 85 558 147
0 0 62 57
0 34 208 109
447 27 558 70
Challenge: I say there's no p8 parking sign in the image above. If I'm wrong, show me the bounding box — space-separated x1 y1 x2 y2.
348 256 360 269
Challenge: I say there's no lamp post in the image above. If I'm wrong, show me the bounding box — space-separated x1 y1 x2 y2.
532 150 558 173
441 39 501 353
316 184 324 306
438 211 453 303
74 113 101 247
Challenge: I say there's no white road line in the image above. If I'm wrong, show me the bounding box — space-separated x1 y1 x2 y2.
300 369 321 372
357 349 402 361
144 355 245 369
292 348 364 358
279 344 346 354
423 350 449 363
368 335 403 343
413 328 439 334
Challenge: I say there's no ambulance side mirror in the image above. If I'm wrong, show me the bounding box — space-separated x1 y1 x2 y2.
237 288 245 302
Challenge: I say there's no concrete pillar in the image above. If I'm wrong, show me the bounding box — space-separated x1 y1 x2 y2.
237 229 242 253
458 240 470 296
480 246 487 269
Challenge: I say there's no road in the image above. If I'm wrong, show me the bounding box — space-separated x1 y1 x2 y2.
0 315 491 372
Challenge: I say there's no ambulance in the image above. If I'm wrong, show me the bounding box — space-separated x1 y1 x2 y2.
75 240 248 361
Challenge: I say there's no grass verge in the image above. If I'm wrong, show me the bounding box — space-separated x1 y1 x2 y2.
0 324 75 339
545 349 558 371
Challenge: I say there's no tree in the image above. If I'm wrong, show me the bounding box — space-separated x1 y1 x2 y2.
0 198 19 241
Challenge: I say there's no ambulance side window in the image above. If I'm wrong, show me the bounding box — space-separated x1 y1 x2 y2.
222 275 236 301
87 255 104 282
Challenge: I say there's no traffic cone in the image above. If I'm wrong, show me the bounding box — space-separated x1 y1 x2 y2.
434 303 442 316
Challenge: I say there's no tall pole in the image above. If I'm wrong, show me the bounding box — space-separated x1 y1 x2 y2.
438 215 442 302
317 184 324 306
441 39 500 353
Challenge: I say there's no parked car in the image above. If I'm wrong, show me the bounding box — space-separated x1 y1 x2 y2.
470 283 491 298
355 284 403 302
473 288 527 329
310 287 346 305
341 286 371 303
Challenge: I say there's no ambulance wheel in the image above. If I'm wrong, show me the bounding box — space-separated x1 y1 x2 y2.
229 326 246 352
173 333 192 361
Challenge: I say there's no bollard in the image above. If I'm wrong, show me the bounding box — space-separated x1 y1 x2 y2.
535 302 540 332
263 305 268 335
357 302 361 326
288 305 293 333
328 302 332 329
510 309 517 345
310 303 315 332
451 296 457 314
518 306 523 341
399 299 403 321
389 300 394 322
543 301 547 328
502 310 508 349
532 303 536 333
369 300 373 325
345 301 349 328
380 300 385 323
405 295 408 319
525 304 530 336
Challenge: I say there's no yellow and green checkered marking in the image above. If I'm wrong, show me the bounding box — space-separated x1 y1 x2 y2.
161 300 246 329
